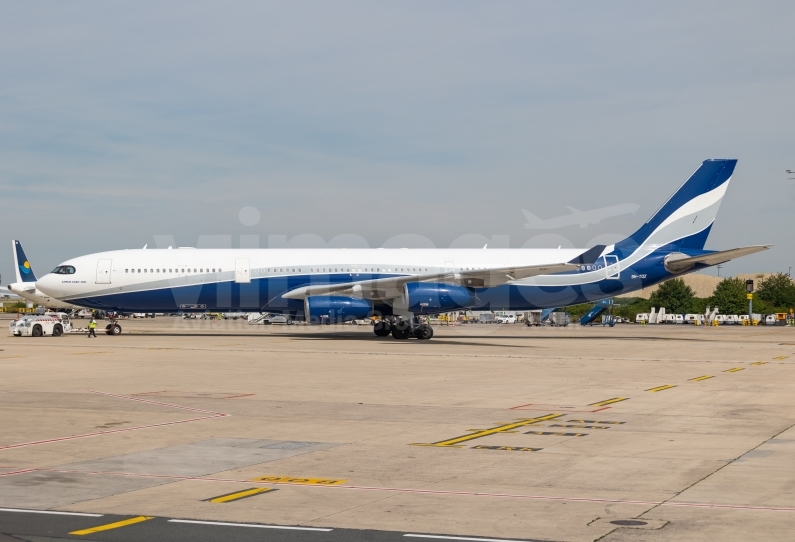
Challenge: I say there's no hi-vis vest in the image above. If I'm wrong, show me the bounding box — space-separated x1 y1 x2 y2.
89 321 96 329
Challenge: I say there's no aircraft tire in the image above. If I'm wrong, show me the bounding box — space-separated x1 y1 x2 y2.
415 324 433 340
373 321 391 337
391 322 411 340
109 324 122 335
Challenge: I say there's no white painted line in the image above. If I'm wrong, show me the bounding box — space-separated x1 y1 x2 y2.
0 507 103 517
168 519 332 532
405 536 527 542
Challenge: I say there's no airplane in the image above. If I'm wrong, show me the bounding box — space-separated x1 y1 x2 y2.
7 241 80 310
0 286 21 300
522 203 640 229
36 159 769 340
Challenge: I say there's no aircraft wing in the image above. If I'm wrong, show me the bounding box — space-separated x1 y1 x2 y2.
664 245 771 273
282 245 605 301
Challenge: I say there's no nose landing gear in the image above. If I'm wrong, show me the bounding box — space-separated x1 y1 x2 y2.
105 320 122 335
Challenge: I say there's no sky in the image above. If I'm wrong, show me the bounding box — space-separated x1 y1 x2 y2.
1 1 794 284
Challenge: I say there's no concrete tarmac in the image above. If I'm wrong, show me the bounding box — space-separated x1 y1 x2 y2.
0 317 793 541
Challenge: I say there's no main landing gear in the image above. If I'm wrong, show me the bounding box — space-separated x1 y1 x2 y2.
373 318 434 340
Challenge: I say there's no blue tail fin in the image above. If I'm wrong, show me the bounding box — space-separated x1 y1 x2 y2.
615 159 736 252
13 240 38 283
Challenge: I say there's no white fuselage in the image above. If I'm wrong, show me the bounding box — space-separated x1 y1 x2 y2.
36 247 611 304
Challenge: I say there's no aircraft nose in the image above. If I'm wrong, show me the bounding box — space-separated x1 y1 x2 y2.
36 274 58 296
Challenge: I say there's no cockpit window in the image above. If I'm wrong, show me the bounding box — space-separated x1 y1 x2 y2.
52 266 76 275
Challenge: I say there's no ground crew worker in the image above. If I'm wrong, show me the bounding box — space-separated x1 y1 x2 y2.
88 318 97 338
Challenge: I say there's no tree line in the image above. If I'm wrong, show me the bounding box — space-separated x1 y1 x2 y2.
565 273 795 319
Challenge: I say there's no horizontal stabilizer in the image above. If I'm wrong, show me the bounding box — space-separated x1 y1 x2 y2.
664 245 771 274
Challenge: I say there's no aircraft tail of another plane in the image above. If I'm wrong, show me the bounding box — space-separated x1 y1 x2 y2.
614 159 736 252
13 240 38 283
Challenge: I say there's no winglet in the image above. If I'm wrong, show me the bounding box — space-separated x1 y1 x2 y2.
568 245 606 265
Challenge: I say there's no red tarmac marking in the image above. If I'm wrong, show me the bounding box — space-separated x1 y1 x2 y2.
0 469 36 477
0 391 229 452
0 415 226 451
87 390 227 415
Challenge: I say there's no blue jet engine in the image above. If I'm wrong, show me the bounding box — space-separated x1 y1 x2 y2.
403 283 478 314
304 296 373 324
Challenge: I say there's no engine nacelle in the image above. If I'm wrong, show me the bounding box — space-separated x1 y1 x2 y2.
403 282 478 314
304 296 373 324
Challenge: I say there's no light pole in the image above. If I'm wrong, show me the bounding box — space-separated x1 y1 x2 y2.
746 280 754 323
717 265 722 277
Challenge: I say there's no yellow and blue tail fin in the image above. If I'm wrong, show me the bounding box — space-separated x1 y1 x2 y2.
13 240 38 283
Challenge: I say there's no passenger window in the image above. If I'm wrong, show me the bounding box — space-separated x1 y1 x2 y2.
125 269 129 273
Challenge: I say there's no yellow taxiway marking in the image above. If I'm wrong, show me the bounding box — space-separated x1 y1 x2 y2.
250 475 346 486
751 362 767 366
411 413 563 447
724 367 744 373
690 375 714 381
206 487 275 503
646 385 676 392
589 397 628 407
774 355 788 360
69 516 154 535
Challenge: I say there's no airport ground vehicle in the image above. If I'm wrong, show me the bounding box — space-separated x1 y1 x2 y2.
9 314 72 337
496 314 517 324
477 312 496 324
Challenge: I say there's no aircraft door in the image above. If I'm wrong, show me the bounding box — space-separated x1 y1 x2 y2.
235 258 251 283
604 255 620 279
96 259 112 284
